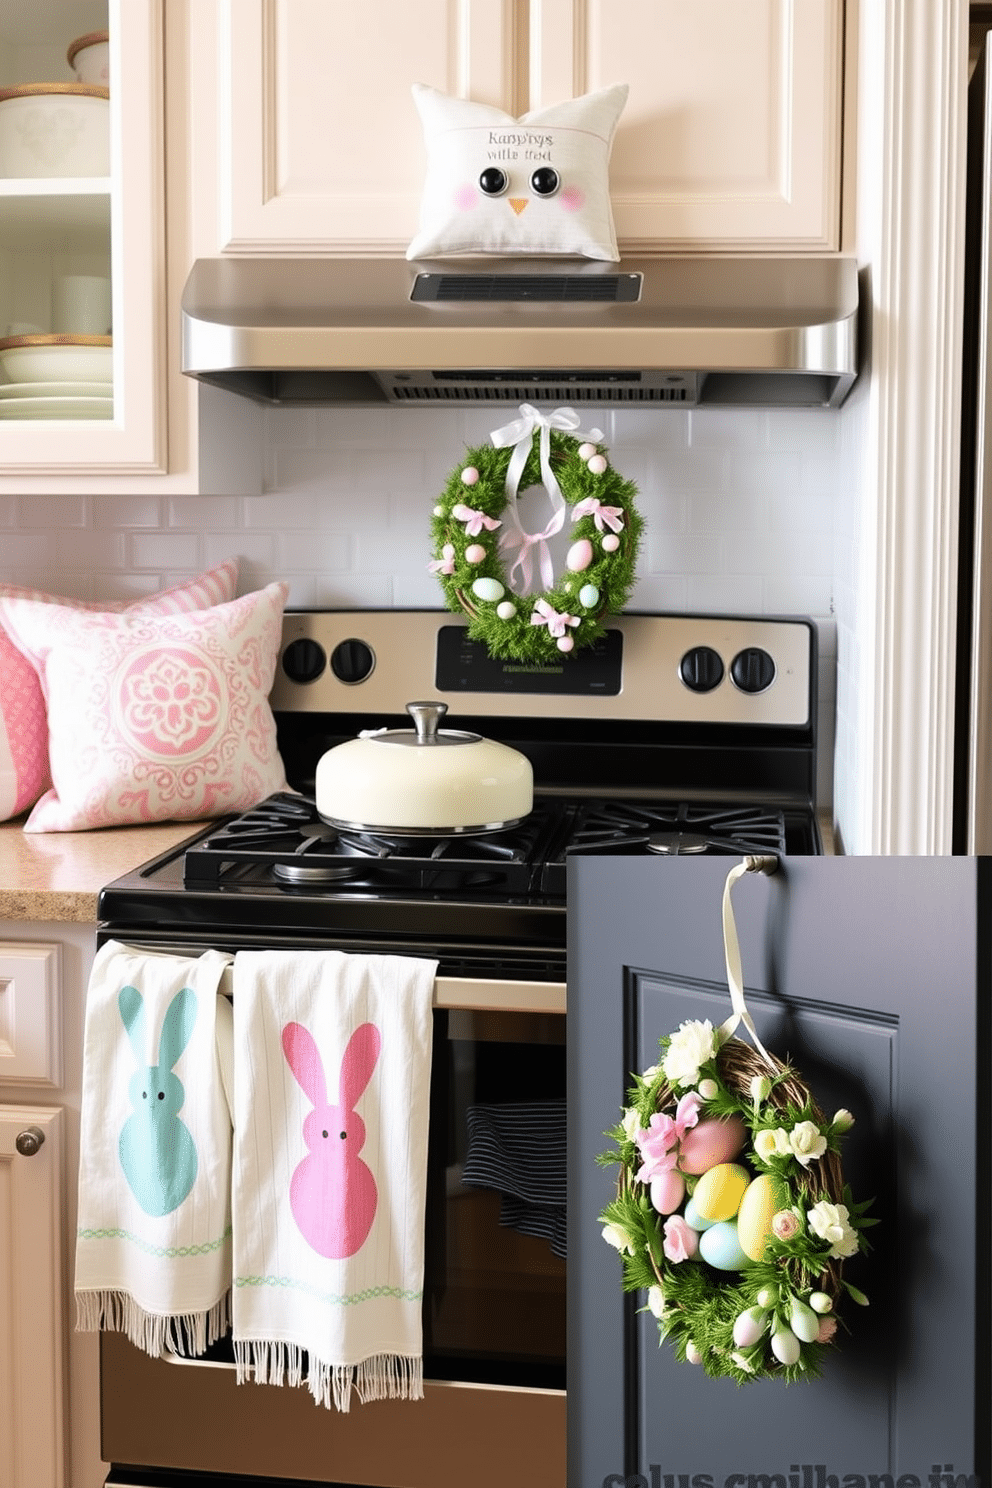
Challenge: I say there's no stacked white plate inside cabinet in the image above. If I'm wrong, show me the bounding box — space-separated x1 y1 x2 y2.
0 335 112 419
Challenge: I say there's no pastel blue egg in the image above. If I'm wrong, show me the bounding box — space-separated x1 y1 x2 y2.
698 1220 749 1271
683 1196 718 1232
471 577 505 603
579 584 600 609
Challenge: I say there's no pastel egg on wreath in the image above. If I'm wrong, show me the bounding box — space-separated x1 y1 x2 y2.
587 454 608 475
690 1161 749 1222
433 504 445 517
579 584 600 609
683 1195 718 1232
649 1169 685 1215
461 466 480 485
471 577 505 604
465 543 487 564
578 442 598 461
698 1219 749 1271
601 533 621 553
566 538 594 573
677 1115 748 1176
557 635 575 653
496 600 517 621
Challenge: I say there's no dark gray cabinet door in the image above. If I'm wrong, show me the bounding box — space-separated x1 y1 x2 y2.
567 856 989 1488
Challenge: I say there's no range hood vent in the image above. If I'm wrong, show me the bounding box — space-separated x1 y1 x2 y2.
181 255 859 410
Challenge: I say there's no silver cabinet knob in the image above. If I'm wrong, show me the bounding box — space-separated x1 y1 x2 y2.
15 1126 45 1157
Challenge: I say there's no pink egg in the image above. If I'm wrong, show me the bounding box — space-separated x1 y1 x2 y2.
556 634 575 653
587 454 608 475
566 538 594 572
650 1170 686 1215
461 466 480 485
678 1115 748 1176
465 544 486 564
578 442 598 460
601 533 620 553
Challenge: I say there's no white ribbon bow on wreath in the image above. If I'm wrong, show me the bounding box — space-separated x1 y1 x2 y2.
489 404 603 594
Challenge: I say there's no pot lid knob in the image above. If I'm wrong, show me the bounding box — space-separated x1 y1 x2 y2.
406 700 448 744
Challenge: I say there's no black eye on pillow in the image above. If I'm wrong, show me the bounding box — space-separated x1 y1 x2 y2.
479 167 509 196
530 167 560 197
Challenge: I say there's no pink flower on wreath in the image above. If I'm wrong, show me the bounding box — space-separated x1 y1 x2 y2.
816 1315 838 1344
663 1214 699 1264
634 1091 702 1182
771 1209 801 1241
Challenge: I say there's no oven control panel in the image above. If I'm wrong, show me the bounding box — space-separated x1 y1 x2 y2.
270 611 814 728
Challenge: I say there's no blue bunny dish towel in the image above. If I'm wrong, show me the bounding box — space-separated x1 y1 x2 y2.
75 940 234 1357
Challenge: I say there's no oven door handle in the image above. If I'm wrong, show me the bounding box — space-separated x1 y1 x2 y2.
433 977 565 1014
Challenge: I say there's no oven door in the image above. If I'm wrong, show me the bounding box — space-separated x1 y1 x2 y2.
100 974 567 1488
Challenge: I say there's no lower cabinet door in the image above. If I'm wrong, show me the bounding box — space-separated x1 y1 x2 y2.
568 856 989 1486
0 1106 65 1488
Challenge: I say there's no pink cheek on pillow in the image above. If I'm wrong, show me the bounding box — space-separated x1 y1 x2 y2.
560 185 585 212
453 183 478 212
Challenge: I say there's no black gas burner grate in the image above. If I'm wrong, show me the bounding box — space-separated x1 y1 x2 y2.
182 792 562 894
181 791 789 899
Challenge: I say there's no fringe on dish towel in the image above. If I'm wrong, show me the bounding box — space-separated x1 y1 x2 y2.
233 1341 423 1412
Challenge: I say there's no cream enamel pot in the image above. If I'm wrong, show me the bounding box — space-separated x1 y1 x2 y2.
315 701 534 834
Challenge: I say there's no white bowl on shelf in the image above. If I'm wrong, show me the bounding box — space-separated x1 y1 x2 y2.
0 335 112 385
0 84 109 178
67 31 110 88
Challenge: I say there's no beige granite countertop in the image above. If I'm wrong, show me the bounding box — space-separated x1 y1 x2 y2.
0 818 200 923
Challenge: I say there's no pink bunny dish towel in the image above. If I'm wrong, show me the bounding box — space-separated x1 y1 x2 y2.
75 940 234 1356
231 949 437 1411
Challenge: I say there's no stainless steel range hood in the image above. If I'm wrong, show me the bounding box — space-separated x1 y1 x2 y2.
181 255 859 410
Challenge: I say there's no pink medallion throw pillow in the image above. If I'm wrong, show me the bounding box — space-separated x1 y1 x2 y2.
0 559 238 823
0 581 288 833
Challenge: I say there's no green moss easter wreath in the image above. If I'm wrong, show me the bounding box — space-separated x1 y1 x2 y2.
598 858 876 1384
429 405 642 664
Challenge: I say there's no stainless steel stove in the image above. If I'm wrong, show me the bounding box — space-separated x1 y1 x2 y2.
98 609 821 962
96 608 822 1488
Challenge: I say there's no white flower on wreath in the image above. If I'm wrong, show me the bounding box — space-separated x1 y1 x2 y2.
621 1107 641 1141
754 1126 791 1161
602 1222 636 1255
807 1200 860 1259
789 1120 828 1167
662 1019 716 1088
647 1285 667 1319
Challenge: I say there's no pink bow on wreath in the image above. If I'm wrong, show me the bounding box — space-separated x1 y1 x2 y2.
571 497 625 534
452 503 502 538
489 404 603 595
530 599 580 639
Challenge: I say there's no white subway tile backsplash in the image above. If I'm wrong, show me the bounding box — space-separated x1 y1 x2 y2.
0 404 844 637
128 533 201 570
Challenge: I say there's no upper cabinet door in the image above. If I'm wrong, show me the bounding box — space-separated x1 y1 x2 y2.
217 0 526 253
0 0 167 477
531 0 844 251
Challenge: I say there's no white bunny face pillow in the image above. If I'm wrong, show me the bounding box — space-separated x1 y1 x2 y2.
406 82 629 262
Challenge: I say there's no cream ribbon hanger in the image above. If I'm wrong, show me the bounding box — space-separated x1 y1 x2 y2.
718 854 779 1070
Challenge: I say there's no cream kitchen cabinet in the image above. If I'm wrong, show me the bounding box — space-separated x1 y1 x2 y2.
0 0 169 480
0 1105 66 1488
0 927 103 1488
212 0 843 255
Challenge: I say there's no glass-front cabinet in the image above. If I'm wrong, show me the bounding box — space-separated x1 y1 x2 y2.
0 0 166 475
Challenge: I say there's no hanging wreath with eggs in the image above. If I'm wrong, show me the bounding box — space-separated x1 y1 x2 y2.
598 858 877 1384
429 405 642 664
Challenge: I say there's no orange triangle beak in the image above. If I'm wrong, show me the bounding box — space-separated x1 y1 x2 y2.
508 198 528 216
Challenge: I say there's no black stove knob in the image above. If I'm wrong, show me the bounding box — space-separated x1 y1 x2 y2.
730 646 776 694
679 645 724 692
330 638 375 684
282 637 326 684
